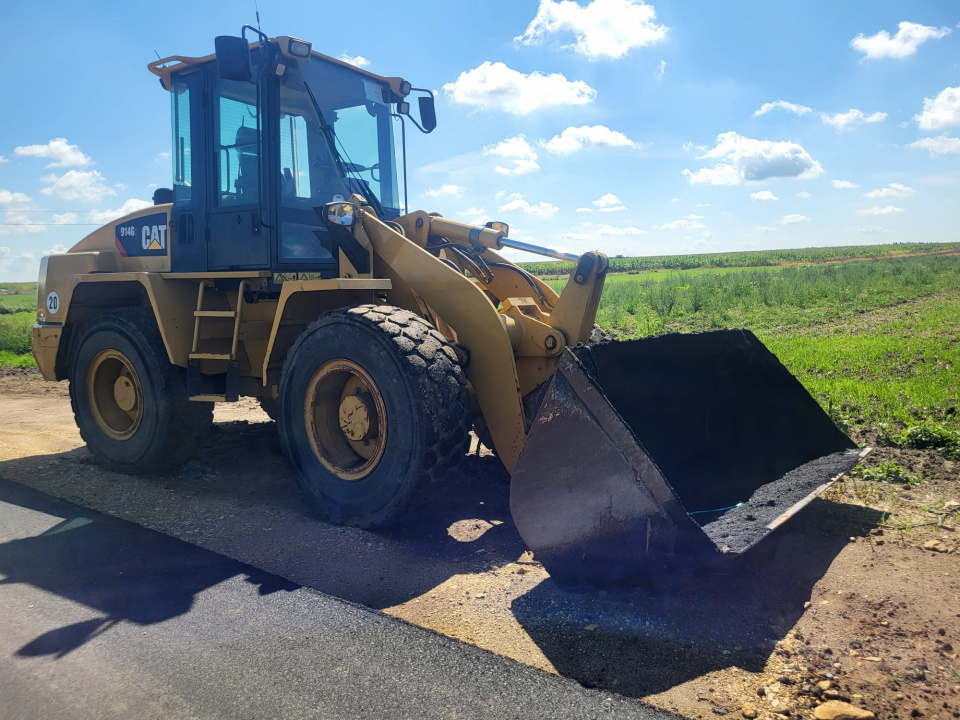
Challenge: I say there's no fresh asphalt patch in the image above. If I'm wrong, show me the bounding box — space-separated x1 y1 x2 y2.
0 476 678 720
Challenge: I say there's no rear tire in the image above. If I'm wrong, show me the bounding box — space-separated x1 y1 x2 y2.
277 305 470 528
69 307 213 474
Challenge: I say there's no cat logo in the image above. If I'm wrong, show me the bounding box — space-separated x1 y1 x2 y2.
115 212 169 257
142 224 167 251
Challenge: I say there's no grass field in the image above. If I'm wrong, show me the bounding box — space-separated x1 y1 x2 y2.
3 247 959 444
518 241 960 277
0 283 36 368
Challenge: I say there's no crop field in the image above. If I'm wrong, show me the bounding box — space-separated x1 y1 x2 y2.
518 240 960 276
0 283 36 368
4 247 960 443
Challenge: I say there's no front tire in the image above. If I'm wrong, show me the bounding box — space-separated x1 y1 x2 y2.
277 305 471 528
69 307 213 474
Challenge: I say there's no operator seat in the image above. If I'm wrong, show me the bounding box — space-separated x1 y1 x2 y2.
234 125 259 202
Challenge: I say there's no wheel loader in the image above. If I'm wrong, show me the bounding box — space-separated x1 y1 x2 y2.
32 28 865 585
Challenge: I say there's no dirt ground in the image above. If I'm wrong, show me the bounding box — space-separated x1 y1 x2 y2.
1 368 958 720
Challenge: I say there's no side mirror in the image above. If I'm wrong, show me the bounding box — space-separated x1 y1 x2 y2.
418 96 437 133
324 201 358 227
215 36 252 82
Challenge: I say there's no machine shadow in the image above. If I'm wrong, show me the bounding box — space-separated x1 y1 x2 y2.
0 476 297 659
510 498 884 698
0 417 526 612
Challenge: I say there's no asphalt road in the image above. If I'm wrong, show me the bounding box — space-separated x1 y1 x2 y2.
0 477 677 720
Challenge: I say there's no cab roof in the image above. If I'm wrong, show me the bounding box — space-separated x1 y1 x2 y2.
147 35 411 103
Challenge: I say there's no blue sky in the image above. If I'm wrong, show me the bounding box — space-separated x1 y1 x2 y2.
1 0 958 280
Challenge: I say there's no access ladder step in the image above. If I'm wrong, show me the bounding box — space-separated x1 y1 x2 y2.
189 352 232 361
189 394 234 403
194 310 236 318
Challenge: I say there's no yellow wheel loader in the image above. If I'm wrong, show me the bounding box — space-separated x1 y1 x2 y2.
32 28 865 584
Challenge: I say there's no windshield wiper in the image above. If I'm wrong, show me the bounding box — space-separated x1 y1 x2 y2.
304 83 384 217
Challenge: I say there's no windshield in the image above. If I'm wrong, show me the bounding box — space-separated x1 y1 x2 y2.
294 56 400 216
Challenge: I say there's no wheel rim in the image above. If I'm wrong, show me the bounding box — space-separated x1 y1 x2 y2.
304 359 388 481
88 349 143 441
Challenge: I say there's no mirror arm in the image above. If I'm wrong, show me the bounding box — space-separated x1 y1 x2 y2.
405 87 436 134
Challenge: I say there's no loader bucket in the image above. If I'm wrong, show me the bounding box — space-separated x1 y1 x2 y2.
510 330 863 585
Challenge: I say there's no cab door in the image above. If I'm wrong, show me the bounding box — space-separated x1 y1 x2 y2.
207 75 272 270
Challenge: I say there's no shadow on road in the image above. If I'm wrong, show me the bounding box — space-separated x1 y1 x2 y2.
0 476 297 658
0 418 525 613
510 498 884 697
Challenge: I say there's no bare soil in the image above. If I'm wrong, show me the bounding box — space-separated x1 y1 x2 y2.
1 368 958 720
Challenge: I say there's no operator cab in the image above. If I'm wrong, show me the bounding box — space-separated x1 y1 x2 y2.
149 29 433 277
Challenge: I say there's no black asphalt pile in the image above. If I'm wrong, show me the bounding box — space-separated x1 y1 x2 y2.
587 330 859 553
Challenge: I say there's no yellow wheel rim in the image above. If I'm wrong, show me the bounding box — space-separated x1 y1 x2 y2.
88 349 143 441
304 359 387 481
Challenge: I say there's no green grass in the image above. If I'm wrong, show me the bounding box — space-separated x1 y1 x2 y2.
760 291 960 434
567 254 960 338
0 312 35 356
0 283 39 368
0 350 37 368
520 241 960 277
0 282 37 314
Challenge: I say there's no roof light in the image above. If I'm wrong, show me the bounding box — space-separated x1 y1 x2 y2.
287 38 312 59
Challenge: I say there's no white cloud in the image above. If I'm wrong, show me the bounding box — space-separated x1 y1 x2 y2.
754 100 812 117
422 184 465 198
908 135 960 157
781 214 810 225
42 243 69 256
821 109 887 131
0 156 7 164
832 180 859 189
915 86 960 130
657 60 666 79
796 191 811 198
155 151 171 163
87 198 153 225
483 136 540 175
864 183 915 199
516 0 667 60
442 62 596 115
0 213 46 236
0 246 9 256
579 193 627 213
542 125 641 155
857 205 905 216
654 214 705 230
498 193 558 217
0 209 88 237
562 222 648 241
851 21 951 60
0 189 32 208
856 225 892 234
593 193 627 212
14 138 92 167
40 170 116 203
339 54 370 68
682 132 823 186
758 226 780 234
750 190 778 201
